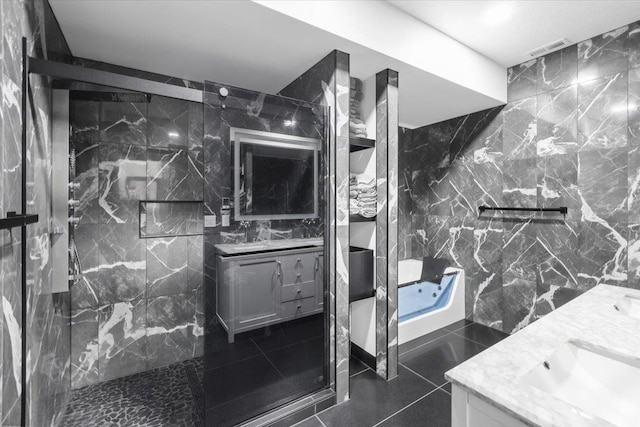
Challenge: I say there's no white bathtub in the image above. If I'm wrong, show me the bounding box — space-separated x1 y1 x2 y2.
398 259 465 345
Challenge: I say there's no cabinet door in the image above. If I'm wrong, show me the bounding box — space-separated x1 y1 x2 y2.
234 259 280 326
315 254 324 309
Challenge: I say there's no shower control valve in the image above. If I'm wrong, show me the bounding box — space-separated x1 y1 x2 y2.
68 182 81 192
68 199 80 208
68 217 80 226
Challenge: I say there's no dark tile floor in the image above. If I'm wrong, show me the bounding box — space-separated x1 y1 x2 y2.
62 314 326 427
297 320 509 427
205 314 326 426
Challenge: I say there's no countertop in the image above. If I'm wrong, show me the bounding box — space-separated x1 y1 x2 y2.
214 237 324 256
445 284 640 427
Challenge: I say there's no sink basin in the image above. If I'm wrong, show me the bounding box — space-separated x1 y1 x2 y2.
615 294 640 320
522 340 640 427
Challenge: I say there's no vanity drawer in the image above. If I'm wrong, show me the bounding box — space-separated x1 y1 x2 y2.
281 296 318 318
281 280 316 302
280 251 321 285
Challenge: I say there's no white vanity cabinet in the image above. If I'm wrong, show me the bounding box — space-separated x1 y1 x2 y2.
216 246 324 343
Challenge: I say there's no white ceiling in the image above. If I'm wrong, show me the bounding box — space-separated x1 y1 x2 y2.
49 0 640 128
388 0 640 67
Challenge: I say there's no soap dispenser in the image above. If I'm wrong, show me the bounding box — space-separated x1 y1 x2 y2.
221 197 230 227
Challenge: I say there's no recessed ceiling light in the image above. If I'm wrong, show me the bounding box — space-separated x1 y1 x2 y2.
482 2 513 26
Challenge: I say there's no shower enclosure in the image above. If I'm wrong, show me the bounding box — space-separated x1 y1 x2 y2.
28 65 331 425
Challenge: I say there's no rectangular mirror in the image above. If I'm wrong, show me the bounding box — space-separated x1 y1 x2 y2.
232 127 319 220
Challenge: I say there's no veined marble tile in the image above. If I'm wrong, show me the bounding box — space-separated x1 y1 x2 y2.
473 161 504 209
630 21 640 69
146 236 188 298
141 201 203 237
98 300 147 381
537 153 580 221
146 293 196 369
146 147 190 201
2 241 22 426
71 225 100 310
536 85 579 156
578 148 628 224
628 68 640 222
147 96 189 148
71 308 99 388
537 45 578 94
503 219 537 282
578 72 627 151
535 220 579 287
502 97 537 160
473 217 503 274
578 25 629 82
100 101 147 146
98 143 146 224
502 277 536 333
468 269 503 330
628 223 640 289
503 158 537 208
70 99 100 145
577 220 628 290
508 59 537 102
448 162 477 217
534 282 583 320
187 235 203 293
98 223 146 305
450 108 503 166
426 168 451 217
409 125 450 169
188 102 203 151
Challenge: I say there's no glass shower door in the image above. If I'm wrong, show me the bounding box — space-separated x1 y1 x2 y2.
202 81 329 426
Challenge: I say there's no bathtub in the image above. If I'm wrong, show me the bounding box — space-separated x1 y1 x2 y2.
398 259 465 345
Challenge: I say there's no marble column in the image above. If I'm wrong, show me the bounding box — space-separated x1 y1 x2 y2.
376 69 399 380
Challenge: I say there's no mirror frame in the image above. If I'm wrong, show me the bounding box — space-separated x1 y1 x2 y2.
231 127 320 221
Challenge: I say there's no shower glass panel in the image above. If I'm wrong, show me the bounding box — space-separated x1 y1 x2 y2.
203 81 329 426
62 83 206 426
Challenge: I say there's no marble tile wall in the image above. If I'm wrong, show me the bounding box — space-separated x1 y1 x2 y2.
1 0 73 426
69 93 204 388
401 21 640 334
279 50 350 403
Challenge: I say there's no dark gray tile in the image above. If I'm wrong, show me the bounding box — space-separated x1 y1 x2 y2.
292 415 324 427
502 277 537 334
508 60 537 102
146 236 188 297
250 314 324 353
399 333 486 386
100 101 147 146
265 337 325 393
377 389 451 427
503 158 537 208
147 147 190 201
70 308 99 388
577 220 628 290
317 366 435 427
98 300 147 382
535 220 579 288
537 153 580 221
503 219 537 282
630 21 640 69
537 45 578 94
534 283 584 319
578 148 628 224
578 72 627 151
452 322 509 347
148 96 189 148
578 25 629 82
399 327 451 357
502 96 537 160
268 407 316 427
349 356 370 377
97 143 146 223
536 85 578 156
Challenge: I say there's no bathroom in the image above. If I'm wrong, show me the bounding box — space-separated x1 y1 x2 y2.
1 1 640 426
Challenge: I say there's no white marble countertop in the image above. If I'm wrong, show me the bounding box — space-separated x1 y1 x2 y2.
214 237 323 255
445 284 640 427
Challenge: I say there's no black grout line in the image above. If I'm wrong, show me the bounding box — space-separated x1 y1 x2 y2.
450 330 490 348
371 387 441 427
398 331 453 358
316 414 327 427
250 337 288 381
398 362 443 391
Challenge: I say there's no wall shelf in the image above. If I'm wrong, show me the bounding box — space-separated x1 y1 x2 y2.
349 136 375 152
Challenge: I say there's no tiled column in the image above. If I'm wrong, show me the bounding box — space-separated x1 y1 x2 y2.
375 69 399 380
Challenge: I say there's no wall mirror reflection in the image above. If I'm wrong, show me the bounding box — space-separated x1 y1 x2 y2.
232 127 319 220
